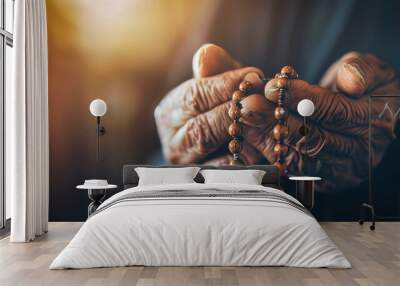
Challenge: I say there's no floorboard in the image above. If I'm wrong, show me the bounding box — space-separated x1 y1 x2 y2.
0 222 399 286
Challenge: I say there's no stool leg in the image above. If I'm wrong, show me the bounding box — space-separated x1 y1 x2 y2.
359 203 375 231
296 181 314 210
88 189 106 217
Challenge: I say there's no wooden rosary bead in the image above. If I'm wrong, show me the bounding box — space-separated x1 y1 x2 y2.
280 65 293 76
228 81 249 165
228 66 299 167
228 122 242 137
274 106 288 120
272 124 289 141
273 143 288 155
232 90 242 103
239 81 252 94
280 65 298 79
228 104 241 120
228 139 243 154
269 66 299 175
229 158 244 166
277 77 289 89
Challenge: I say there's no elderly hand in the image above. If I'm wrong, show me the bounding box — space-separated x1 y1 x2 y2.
155 44 399 191
243 52 398 190
155 44 266 165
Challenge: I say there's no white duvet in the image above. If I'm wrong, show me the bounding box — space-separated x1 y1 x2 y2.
50 183 350 269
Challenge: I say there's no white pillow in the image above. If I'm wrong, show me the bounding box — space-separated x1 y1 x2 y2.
135 167 200 186
200 169 266 185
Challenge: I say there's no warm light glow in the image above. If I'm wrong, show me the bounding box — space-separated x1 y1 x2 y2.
48 0 212 73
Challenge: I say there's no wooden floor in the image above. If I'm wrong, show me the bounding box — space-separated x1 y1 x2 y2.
0 222 399 286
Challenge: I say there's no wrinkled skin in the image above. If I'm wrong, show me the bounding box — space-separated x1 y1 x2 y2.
155 44 399 191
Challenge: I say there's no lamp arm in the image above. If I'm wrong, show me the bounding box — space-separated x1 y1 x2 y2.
298 116 310 176
95 117 106 161
96 117 100 161
304 116 308 150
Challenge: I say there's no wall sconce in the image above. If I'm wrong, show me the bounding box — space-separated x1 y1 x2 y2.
297 99 315 174
297 99 315 134
89 99 107 161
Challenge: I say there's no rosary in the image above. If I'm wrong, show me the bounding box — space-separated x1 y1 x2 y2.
228 65 298 176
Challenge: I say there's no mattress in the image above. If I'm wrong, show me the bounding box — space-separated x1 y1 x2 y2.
50 183 350 269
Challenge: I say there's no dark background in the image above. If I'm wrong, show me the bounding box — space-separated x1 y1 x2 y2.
47 0 400 222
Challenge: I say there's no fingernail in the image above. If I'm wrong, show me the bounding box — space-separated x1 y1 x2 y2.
267 86 279 94
265 83 279 98
244 72 263 85
344 62 367 89
264 80 280 102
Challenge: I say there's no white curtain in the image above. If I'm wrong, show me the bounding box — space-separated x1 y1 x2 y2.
8 0 49 242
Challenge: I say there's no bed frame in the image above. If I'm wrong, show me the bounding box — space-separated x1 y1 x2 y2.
122 165 280 189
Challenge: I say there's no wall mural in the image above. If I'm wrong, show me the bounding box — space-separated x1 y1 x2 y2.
47 0 400 221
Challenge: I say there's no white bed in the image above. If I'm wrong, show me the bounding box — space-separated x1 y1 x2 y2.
50 183 350 269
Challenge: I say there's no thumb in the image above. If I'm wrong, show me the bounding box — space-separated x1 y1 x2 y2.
192 43 241 78
336 52 395 97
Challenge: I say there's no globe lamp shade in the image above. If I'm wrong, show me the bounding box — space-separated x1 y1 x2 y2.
297 99 315 117
90 99 107 117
